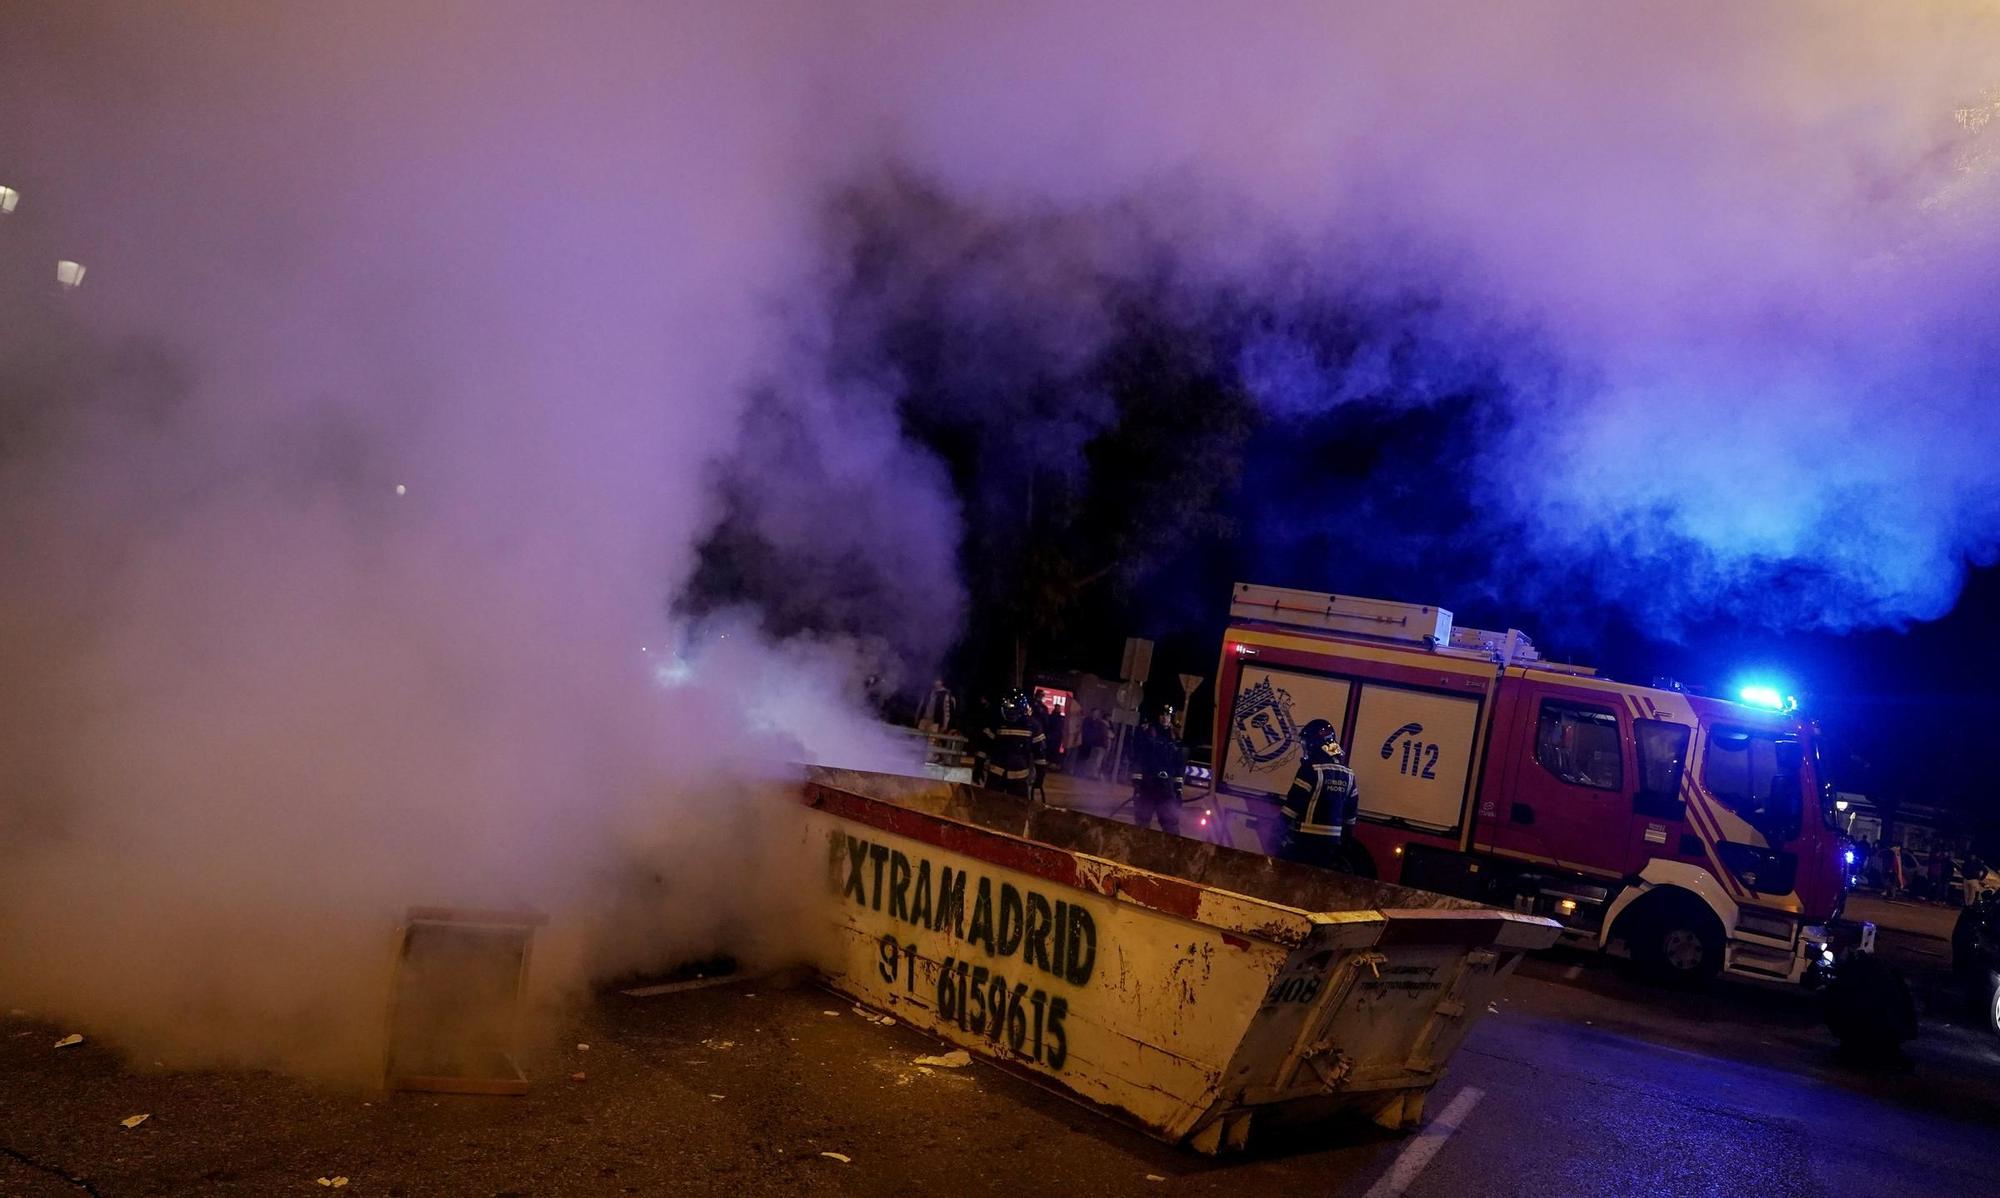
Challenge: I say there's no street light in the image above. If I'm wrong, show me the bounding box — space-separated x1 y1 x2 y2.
55 260 86 290
0 186 18 214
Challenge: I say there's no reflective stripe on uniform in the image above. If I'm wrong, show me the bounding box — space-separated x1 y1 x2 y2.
978 720 1046 778
1286 761 1356 836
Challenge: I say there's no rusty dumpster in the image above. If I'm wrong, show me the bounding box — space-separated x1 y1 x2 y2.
799 767 1560 1153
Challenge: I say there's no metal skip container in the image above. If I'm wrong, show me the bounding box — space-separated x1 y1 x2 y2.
800 768 1560 1154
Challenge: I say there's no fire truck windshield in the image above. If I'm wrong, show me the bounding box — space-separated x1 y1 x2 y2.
1703 726 1805 842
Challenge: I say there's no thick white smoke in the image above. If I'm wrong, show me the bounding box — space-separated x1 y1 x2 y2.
3 1 1997 1072
0 3 910 1074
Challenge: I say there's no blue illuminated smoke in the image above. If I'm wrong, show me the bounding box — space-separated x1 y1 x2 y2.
742 4 2000 651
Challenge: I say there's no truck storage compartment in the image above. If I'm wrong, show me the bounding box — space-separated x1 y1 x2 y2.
1215 663 1489 847
798 767 1560 1153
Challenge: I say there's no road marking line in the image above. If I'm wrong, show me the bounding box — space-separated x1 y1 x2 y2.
1361 1085 1483 1198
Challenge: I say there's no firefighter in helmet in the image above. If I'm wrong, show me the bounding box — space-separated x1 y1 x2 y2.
1281 718 1362 871
976 690 1047 800
1130 703 1188 835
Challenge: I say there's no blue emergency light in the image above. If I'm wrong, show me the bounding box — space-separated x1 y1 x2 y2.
1735 683 1798 713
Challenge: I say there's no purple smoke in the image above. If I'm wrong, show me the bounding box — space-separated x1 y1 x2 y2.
2 2 1997 1070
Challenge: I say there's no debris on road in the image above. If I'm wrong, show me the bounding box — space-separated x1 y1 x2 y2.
570 1071 587 1082
699 1039 735 1051
120 1114 150 1129
53 1033 83 1048
1145 1174 1166 1182
315 1176 349 1188
820 1151 852 1163
707 1094 726 1100
576 1043 590 1051
822 1010 840 1017
851 1004 895 1026
913 1050 971 1069
619 974 741 998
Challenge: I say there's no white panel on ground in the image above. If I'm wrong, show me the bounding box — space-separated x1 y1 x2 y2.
1221 668 1351 797
1350 685 1480 832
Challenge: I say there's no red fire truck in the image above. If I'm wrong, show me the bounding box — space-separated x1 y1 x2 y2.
1202 583 1848 986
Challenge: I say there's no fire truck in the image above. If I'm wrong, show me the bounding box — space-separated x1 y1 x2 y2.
1201 583 1849 986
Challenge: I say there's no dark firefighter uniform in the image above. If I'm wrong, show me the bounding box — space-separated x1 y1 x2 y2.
977 695 1047 800
1282 718 1361 871
1131 711 1188 835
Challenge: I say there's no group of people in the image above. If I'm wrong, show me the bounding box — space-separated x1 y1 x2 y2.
961 686 1364 875
966 694 1183 815
1854 837 1990 904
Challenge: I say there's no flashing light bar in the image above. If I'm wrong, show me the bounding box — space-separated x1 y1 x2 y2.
1735 684 1798 713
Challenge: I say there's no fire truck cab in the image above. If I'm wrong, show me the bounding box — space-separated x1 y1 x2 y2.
1204 584 1847 986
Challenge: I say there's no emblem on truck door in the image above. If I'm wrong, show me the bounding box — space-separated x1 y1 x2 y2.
1233 676 1299 770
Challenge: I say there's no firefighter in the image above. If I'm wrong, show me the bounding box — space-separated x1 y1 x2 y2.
1282 719 1362 871
1130 704 1188 835
976 691 1047 800
916 678 956 734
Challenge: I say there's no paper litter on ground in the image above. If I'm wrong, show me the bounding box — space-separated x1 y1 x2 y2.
913 1050 971 1068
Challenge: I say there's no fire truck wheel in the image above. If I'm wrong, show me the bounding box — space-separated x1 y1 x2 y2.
1625 898 1723 986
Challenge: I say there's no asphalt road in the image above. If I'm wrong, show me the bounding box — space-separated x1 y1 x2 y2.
5 935 1998 1198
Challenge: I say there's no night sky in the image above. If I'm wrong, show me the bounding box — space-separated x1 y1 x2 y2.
1066 393 2000 830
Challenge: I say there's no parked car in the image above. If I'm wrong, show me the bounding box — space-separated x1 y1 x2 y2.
1957 862 1999 909
1952 890 2000 1035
